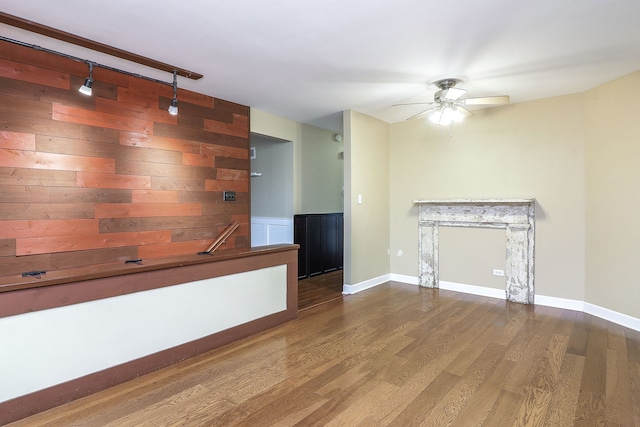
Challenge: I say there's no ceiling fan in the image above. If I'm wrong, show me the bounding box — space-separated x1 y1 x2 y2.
394 78 510 125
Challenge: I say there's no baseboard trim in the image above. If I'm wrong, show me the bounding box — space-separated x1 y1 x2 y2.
388 275 640 332
583 302 640 332
439 280 506 300
343 274 391 295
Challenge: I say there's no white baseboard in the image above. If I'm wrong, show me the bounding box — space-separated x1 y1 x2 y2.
439 280 506 300
535 294 585 312
387 275 640 332
584 302 640 332
343 274 391 295
389 273 418 285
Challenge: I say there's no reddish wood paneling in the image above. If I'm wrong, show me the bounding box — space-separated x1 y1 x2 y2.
48 187 132 203
0 167 77 187
0 185 50 203
99 215 224 233
0 39 250 277
0 76 97 110
182 152 215 167
1 203 95 221
50 246 139 270
17 230 172 255
131 190 178 204
0 253 52 277
1 112 121 143
216 156 249 170
0 58 70 89
0 130 36 149
0 149 115 173
205 179 249 192
138 239 214 258
76 171 152 189
95 203 202 218
120 132 202 154
0 238 15 256
0 41 88 77
203 114 249 138
36 135 185 166
95 97 177 125
0 219 98 239
151 176 205 191
52 104 154 134
0 94 52 119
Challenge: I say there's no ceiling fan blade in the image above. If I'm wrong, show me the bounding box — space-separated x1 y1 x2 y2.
441 87 466 101
455 106 474 118
406 106 438 120
392 101 436 107
462 95 510 105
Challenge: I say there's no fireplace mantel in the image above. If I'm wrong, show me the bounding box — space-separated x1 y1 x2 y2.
414 199 535 304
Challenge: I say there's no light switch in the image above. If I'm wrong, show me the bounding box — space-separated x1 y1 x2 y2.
357 194 362 204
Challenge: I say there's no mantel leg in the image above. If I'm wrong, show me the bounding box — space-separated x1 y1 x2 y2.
419 221 438 288
505 224 531 303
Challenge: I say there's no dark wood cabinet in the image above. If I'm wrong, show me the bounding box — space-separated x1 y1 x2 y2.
294 213 344 279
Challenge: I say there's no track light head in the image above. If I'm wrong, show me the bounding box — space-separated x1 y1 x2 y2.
167 70 179 115
79 78 93 96
79 62 94 96
168 98 178 115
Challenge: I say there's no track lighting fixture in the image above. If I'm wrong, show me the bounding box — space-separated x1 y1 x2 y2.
1 36 193 116
168 70 178 116
78 62 94 96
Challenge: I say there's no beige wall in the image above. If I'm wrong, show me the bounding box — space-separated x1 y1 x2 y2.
389 94 587 302
344 111 390 285
250 108 343 215
299 125 344 214
255 71 640 320
584 71 640 318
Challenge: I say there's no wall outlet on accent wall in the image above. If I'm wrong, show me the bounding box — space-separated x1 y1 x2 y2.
493 269 505 277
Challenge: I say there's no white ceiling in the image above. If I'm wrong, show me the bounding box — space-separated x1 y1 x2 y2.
2 0 640 132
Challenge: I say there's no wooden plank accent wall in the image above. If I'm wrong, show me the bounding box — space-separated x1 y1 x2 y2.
0 40 250 277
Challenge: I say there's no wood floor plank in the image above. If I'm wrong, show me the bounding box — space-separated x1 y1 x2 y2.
422 342 506 426
481 389 524 426
386 371 460 426
542 352 585 426
7 282 640 427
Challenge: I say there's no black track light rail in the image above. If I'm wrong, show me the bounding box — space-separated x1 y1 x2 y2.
0 11 202 80
1 35 175 88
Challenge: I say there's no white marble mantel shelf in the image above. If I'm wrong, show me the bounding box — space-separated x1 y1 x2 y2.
413 198 534 205
414 198 536 304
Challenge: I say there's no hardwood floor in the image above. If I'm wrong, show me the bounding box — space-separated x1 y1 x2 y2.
8 282 640 426
298 270 343 310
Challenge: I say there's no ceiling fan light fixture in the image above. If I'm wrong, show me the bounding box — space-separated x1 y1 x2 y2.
427 105 466 126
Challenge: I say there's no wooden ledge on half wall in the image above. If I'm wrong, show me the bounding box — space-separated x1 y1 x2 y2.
0 244 300 294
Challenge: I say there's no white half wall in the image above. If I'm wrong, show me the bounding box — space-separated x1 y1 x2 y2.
0 265 287 403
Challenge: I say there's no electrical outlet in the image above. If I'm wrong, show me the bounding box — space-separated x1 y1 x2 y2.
223 191 236 202
493 269 504 277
